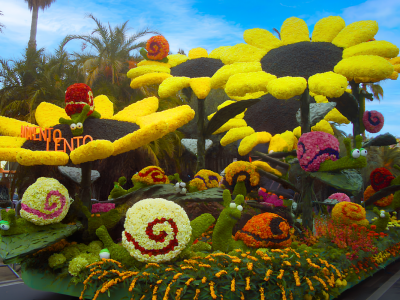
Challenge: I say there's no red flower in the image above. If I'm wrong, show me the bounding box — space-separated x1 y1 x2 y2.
370 168 394 191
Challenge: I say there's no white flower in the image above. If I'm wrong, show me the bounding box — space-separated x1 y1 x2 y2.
180 188 187 195
230 203 237 209
179 182 186 188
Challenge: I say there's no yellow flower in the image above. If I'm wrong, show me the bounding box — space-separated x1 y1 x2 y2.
190 77 211 99
111 96 159 123
251 160 282 176
189 47 208 59
0 136 26 148
35 102 70 128
311 119 334 135
225 71 276 97
245 277 251 290
308 72 348 98
93 95 114 119
267 77 307 100
212 119 247 135
70 140 114 165
127 65 170 79
208 46 232 60
238 131 272 156
220 126 255 146
0 116 38 137
218 43 267 65
130 73 172 89
281 17 310 45
343 41 399 59
17 149 69 166
166 54 189 67
244 28 283 52
137 60 171 68
324 108 350 124
312 16 346 43
332 20 378 48
158 77 191 98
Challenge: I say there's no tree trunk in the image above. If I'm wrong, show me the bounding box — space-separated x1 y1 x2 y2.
302 174 314 231
350 81 361 148
196 97 206 172
80 161 92 213
28 4 38 50
300 87 311 135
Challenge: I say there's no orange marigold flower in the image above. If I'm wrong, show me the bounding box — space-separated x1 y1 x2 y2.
146 35 169 61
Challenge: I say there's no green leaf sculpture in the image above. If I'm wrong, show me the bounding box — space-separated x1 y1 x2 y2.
0 222 83 264
204 98 260 136
309 169 363 195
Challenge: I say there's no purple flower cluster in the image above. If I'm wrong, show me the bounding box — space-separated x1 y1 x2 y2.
91 203 115 213
258 188 284 207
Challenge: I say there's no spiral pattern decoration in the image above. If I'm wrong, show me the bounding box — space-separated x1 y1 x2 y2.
146 35 170 61
122 198 191 263
132 166 170 185
370 167 394 191
363 110 384 133
331 202 369 226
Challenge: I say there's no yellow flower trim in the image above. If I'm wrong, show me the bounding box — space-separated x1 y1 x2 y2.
332 20 379 49
137 60 171 68
207 112 216 121
212 119 247 135
280 130 298 151
211 62 262 89
311 119 334 135
219 43 267 65
238 131 271 156
389 71 398 80
127 65 170 79
308 72 348 98
0 136 26 148
267 77 307 100
111 97 159 123
0 116 38 137
268 134 289 153
136 105 195 132
158 76 191 98
0 148 22 162
130 73 172 89
334 55 394 81
216 100 245 118
324 108 350 124
166 54 189 68
208 46 232 60
16 149 69 166
230 91 268 101
243 28 283 52
93 95 114 119
281 17 310 45
35 102 70 128
113 120 169 156
293 126 301 139
224 161 259 186
70 140 114 165
190 77 211 99
220 126 255 146
188 48 208 59
314 95 329 103
225 71 277 97
252 161 282 176
343 41 399 59
311 16 346 43
393 65 400 73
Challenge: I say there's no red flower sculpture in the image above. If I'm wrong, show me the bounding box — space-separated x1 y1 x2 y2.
146 35 169 61
65 83 94 116
370 167 394 191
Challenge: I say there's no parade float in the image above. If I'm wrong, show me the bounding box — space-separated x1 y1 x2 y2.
1 16 400 300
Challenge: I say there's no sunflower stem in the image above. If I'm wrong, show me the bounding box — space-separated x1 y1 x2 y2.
300 87 311 134
302 174 314 231
80 161 92 213
197 97 206 171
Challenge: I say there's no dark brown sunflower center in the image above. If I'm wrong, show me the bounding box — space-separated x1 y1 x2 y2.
261 42 343 79
170 57 224 78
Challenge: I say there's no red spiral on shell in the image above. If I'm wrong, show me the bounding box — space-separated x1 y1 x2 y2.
146 35 169 60
125 217 179 256
370 168 394 191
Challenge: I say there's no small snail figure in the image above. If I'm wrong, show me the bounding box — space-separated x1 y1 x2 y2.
0 220 10 230
59 83 101 136
297 132 367 172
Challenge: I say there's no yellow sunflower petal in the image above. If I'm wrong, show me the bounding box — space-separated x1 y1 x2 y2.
324 108 350 124
212 119 247 135
167 54 189 67
243 28 284 52
343 41 399 59
268 134 289 153
135 105 195 132
281 17 310 45
332 20 378 48
334 55 394 81
208 46 232 60
188 48 208 59
127 65 170 79
308 71 348 98
213 101 245 119
312 16 346 43
93 95 114 119
113 120 169 156
293 126 301 139
389 57 400 65
211 62 262 89
0 148 21 162
70 140 114 165
190 77 211 99
314 95 329 103
35 102 69 128
220 126 255 147
111 96 158 123
225 71 276 97
0 136 26 148
267 77 307 100
207 112 216 121
389 71 398 80
158 76 191 98
230 91 268 101
130 73 172 89
393 65 400 73
219 44 267 65
251 160 282 176
238 131 272 156
0 116 38 137
16 149 69 166
137 60 171 68
311 119 334 135
280 130 298 150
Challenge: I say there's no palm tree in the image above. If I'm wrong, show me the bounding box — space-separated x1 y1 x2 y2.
25 0 57 50
61 14 158 85
0 11 5 33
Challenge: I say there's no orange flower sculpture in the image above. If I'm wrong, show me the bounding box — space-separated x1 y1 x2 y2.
146 35 170 61
331 202 369 226
234 213 291 248
363 185 393 207
131 166 170 185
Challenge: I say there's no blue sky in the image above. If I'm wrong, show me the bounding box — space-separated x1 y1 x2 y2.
0 0 399 138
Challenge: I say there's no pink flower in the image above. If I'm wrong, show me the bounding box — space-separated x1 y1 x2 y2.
91 203 115 213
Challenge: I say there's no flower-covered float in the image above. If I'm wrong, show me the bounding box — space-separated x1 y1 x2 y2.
0 15 400 300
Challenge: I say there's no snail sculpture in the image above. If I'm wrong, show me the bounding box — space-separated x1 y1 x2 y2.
59 83 101 136
297 132 367 172
363 110 384 133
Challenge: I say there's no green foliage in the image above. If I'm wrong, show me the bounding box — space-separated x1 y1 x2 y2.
232 181 247 198
190 213 215 244
48 253 67 269
371 207 390 232
191 241 212 252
